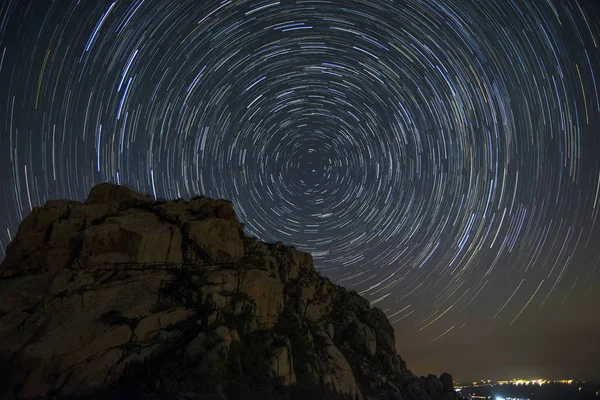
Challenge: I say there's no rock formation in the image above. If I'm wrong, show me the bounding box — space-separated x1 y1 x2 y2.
0 183 457 400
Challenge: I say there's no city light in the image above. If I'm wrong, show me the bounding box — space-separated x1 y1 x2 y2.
458 378 591 400
467 378 575 387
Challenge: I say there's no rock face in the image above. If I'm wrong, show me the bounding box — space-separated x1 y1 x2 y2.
0 184 456 400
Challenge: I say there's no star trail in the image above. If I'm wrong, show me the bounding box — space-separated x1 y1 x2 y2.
1 0 599 379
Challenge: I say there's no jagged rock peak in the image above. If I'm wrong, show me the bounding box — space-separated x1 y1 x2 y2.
0 183 457 400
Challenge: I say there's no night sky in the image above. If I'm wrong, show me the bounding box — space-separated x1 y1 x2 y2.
1 0 599 382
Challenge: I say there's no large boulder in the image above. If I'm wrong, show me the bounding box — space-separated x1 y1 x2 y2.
238 269 283 329
304 295 333 322
203 270 239 293
365 307 396 353
189 196 242 229
85 183 151 209
321 344 363 400
183 219 244 261
184 332 208 365
213 326 232 348
79 213 182 266
348 320 377 358
0 266 176 398
0 200 79 276
78 223 128 266
57 347 123 397
133 307 194 341
0 273 50 315
3 316 132 398
269 338 296 386
273 243 314 282
199 270 240 303
69 203 115 227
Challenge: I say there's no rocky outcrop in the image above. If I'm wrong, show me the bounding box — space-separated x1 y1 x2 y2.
0 184 456 400
80 212 183 266
321 343 363 400
183 219 244 261
269 337 296 386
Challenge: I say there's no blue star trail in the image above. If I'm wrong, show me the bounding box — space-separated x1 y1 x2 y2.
1 0 599 379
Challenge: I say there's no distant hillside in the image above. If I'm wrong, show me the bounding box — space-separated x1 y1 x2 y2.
0 183 457 400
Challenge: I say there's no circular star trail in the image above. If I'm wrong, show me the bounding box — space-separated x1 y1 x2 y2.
1 0 600 377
